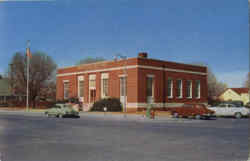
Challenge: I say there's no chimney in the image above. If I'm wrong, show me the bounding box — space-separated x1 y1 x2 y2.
138 52 148 58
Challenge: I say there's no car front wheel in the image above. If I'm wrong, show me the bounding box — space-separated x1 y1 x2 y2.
195 114 201 120
58 114 64 118
235 112 242 119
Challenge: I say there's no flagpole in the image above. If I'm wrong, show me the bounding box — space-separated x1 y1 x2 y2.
26 40 30 112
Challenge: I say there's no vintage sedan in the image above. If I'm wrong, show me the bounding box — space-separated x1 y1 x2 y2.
208 103 250 119
44 103 79 118
168 103 215 119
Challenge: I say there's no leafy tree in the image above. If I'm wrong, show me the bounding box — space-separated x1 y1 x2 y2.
9 51 57 108
76 56 106 65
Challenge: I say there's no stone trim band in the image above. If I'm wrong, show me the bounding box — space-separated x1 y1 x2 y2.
57 65 207 77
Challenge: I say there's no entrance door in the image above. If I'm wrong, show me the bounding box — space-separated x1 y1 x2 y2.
120 77 127 106
89 89 96 103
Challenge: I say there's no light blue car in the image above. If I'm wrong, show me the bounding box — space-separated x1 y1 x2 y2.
45 103 79 118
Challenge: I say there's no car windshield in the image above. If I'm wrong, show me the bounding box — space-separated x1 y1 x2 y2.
66 104 73 108
195 104 204 108
54 105 61 109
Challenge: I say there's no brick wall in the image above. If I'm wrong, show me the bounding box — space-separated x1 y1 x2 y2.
56 56 208 111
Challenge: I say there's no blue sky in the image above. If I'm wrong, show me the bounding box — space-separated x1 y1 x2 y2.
0 0 249 87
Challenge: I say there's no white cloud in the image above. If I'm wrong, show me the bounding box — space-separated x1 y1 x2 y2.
215 70 248 88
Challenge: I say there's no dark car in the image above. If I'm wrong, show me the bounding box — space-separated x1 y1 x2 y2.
167 103 215 119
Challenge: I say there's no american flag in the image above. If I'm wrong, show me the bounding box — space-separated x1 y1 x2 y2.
26 47 32 58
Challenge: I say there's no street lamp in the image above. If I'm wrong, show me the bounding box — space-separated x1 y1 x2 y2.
114 54 127 117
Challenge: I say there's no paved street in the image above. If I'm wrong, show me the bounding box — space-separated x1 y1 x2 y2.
0 112 249 161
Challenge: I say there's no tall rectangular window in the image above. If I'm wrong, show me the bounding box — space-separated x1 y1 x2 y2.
195 80 201 98
186 80 192 98
102 79 108 97
167 78 173 98
63 81 69 100
120 77 126 97
101 73 109 98
78 76 84 99
79 80 84 97
147 77 153 97
146 76 154 103
89 75 96 103
89 79 96 88
176 79 182 98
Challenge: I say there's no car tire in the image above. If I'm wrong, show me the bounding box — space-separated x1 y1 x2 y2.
235 112 242 119
173 112 179 118
195 114 201 120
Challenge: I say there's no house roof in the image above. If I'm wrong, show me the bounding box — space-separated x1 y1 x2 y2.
230 88 249 95
0 78 12 96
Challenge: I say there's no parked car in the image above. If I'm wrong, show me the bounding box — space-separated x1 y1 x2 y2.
208 103 250 119
224 101 244 107
245 102 250 109
44 103 79 118
167 103 215 119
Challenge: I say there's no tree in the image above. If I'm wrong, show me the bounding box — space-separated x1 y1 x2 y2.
244 72 250 88
192 62 227 102
9 51 57 108
207 68 227 99
76 56 106 65
0 74 2 79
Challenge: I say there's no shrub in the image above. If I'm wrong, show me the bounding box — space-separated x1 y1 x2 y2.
68 97 80 104
90 97 122 112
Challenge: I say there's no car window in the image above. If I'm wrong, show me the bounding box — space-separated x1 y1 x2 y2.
219 104 226 107
196 105 203 108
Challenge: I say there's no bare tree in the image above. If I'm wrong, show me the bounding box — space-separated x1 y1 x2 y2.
244 72 250 88
207 68 227 99
76 56 106 65
9 52 57 108
192 62 227 102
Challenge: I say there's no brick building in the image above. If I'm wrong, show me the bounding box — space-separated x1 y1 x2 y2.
56 53 208 112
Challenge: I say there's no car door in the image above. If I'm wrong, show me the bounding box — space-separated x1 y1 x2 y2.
49 106 59 115
218 104 227 116
226 104 235 116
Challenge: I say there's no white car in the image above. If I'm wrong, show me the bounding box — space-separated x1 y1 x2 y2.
208 103 250 119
